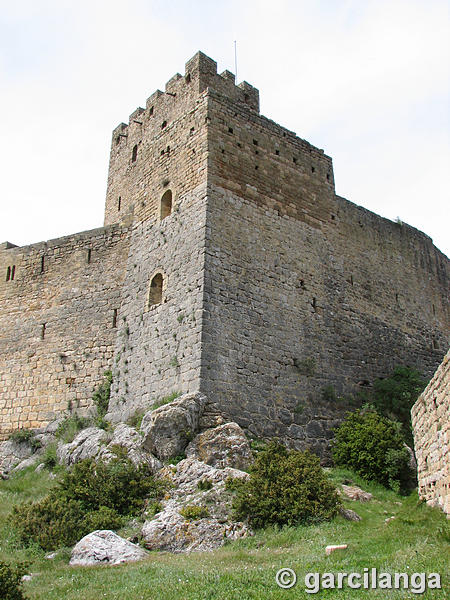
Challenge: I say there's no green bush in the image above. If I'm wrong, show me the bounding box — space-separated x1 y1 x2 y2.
197 478 213 491
332 407 413 492
371 366 426 444
92 371 113 419
180 504 209 520
12 456 165 550
229 441 340 529
55 414 91 443
0 560 29 600
9 430 34 444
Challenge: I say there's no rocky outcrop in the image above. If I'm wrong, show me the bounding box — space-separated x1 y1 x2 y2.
142 457 251 553
341 485 373 502
98 423 162 471
186 422 253 470
70 530 148 566
57 427 109 466
141 392 207 461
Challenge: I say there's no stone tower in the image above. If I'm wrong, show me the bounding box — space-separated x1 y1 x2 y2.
0 52 448 455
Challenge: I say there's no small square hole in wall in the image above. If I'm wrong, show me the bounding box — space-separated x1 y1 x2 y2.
253 139 258 146
326 173 330 181
228 127 233 134
275 149 280 156
185 73 191 83
293 157 297 164
311 166 315 173
255 165 259 170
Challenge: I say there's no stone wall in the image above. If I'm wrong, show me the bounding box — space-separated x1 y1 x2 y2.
0 227 130 439
412 350 449 516
1 51 448 455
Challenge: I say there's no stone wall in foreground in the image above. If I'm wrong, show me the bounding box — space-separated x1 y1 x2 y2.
412 350 449 516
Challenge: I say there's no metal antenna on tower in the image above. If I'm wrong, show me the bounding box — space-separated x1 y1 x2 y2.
234 40 238 81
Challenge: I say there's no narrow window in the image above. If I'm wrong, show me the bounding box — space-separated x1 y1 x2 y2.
228 127 233 134
11 265 15 280
185 73 191 84
118 196 121 211
149 106 154 116
253 139 258 146
40 256 45 273
311 166 315 173
161 120 167 129
87 249 92 264
160 189 172 220
275 149 280 156
6 266 11 281
326 173 330 181
131 145 138 162
312 297 317 312
112 309 118 328
149 273 163 306
293 157 297 164
41 323 46 340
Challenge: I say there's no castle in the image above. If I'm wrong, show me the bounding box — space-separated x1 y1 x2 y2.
1 52 448 455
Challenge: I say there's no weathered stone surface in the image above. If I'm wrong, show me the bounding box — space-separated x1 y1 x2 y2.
141 393 207 461
186 422 253 470
70 530 148 566
0 439 35 473
57 427 108 466
142 457 251 553
98 423 161 471
341 485 373 502
412 350 449 516
339 507 362 521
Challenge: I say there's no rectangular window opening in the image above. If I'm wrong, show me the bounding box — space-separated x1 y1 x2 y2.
41 323 46 340
6 266 11 281
11 265 15 280
112 308 118 328
40 256 45 273
87 249 92 264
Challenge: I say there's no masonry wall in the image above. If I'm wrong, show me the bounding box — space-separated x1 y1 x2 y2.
412 351 449 516
106 184 208 423
0 227 130 439
200 89 449 457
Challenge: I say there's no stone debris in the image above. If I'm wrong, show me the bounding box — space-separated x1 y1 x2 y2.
70 530 148 566
341 484 373 502
186 422 253 470
325 544 348 556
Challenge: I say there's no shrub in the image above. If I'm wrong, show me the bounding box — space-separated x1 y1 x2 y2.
92 371 113 419
9 430 34 444
230 441 340 529
371 366 427 444
332 407 413 492
12 456 165 550
55 414 90 443
197 478 213 491
0 560 29 600
41 443 58 469
180 504 209 520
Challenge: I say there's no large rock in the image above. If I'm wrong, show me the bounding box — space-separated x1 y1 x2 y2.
57 427 108 466
142 504 250 553
0 438 35 474
141 392 207 461
186 422 253 470
70 530 148 566
341 484 373 502
98 424 162 472
142 457 251 553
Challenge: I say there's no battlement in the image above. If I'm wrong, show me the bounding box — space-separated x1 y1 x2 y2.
111 51 259 141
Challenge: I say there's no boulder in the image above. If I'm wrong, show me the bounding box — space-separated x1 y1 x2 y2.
57 427 108 466
70 530 148 566
142 504 250 553
341 484 373 502
0 438 35 473
141 392 207 461
339 507 362 521
186 422 253 470
98 423 162 472
142 457 251 552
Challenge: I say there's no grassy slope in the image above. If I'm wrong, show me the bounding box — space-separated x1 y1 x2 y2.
0 466 448 600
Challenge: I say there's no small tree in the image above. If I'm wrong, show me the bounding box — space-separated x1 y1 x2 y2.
332 407 413 493
372 366 426 444
230 441 340 529
0 561 29 600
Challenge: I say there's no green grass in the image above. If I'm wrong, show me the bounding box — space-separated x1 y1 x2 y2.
0 466 448 599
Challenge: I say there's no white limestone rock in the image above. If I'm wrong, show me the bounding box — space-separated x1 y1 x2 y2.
57 427 108 466
141 392 207 461
70 530 148 566
186 422 253 470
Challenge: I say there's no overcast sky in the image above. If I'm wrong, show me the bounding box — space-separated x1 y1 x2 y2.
1 0 449 256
